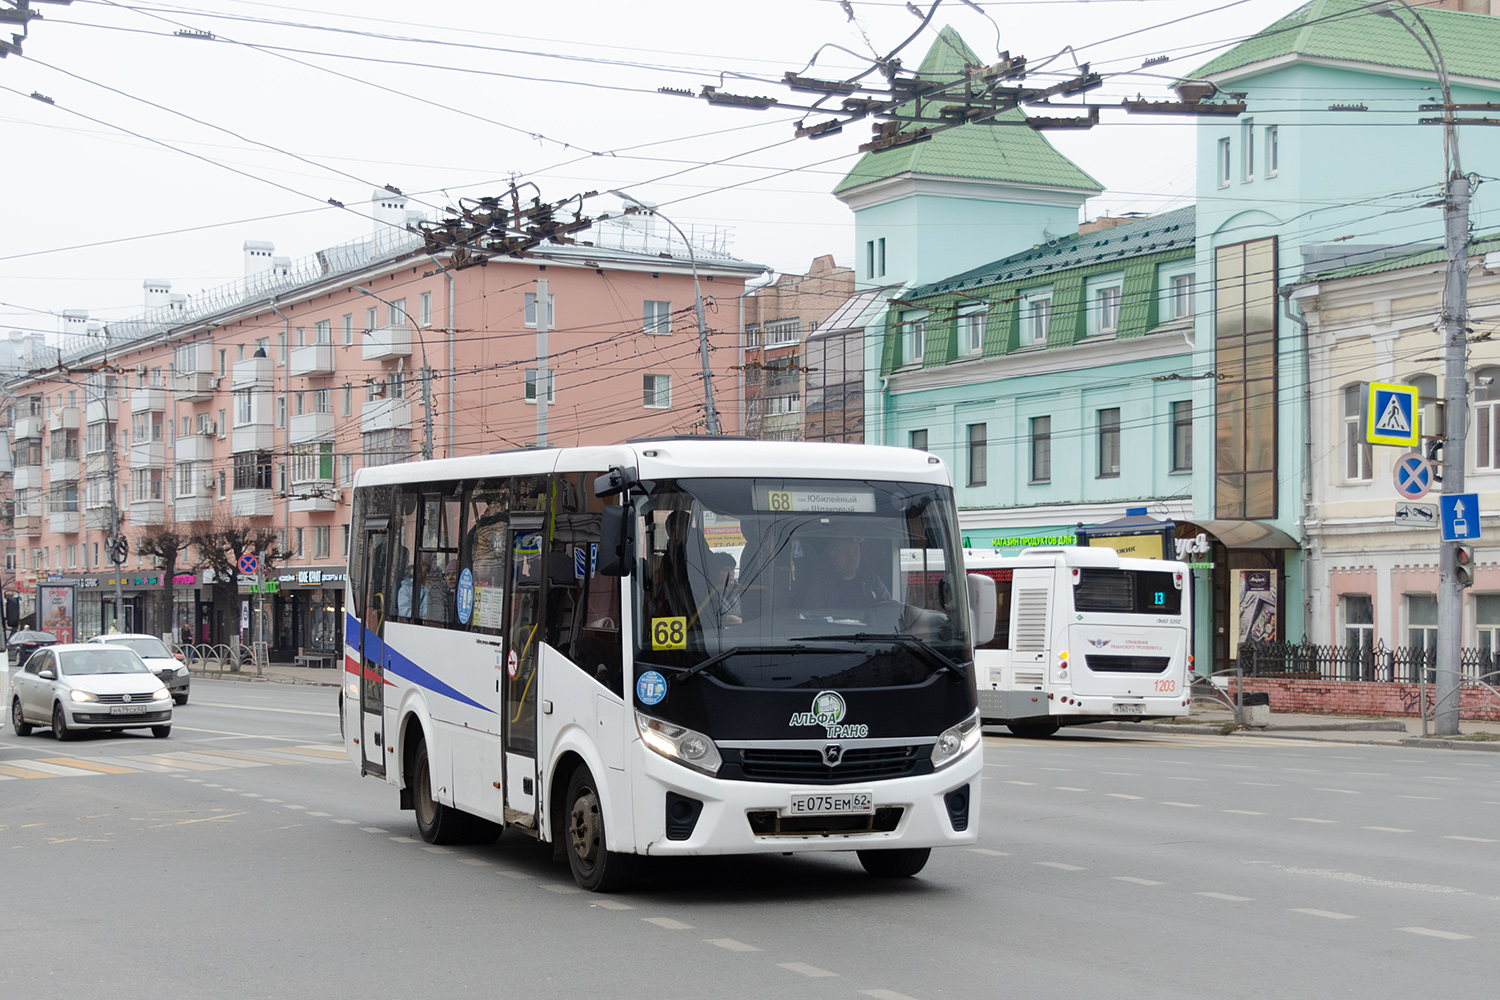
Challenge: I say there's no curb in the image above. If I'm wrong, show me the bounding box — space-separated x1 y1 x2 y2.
1401 737 1500 752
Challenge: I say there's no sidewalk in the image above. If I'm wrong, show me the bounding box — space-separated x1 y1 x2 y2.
191 661 344 688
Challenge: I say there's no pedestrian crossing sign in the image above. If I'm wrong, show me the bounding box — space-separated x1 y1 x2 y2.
1366 381 1419 447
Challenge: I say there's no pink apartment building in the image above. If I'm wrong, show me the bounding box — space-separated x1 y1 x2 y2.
4 191 766 656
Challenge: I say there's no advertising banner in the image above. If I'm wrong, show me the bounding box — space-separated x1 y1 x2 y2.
1234 569 1277 650
38 583 76 644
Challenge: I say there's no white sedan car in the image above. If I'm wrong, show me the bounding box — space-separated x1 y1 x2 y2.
10 643 173 740
86 633 191 705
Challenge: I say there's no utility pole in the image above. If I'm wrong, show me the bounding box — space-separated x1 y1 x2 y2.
535 277 549 448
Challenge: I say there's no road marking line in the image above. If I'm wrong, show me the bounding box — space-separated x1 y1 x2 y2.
497 870 533 879
968 848 1009 856
2 759 99 777
1398 927 1472 940
83 754 184 773
1053 786 1089 792
132 755 223 772
1442 835 1499 843
420 846 452 854
1161 802 1201 808
1312 788 1359 794
187 748 311 765
1100 771 1139 776
1363 826 1412 833
358 827 387 834
307 812 331 817
778 962 837 978
1290 908 1356 920
541 883 582 894
1113 876 1165 886
34 757 136 775
261 799 283 803
1107 793 1144 800
458 858 489 866
861 991 922 1000
191 702 338 718
1004 780 1037 786
332 818 357 824
707 938 761 952
1238 782 1279 787
590 898 633 910
389 836 420 844
282 805 307 810
1419 776 1461 781
1036 862 1086 871
166 752 266 769
644 917 693 930
1198 892 1254 902
1167 776 1207 782
1290 818 1337 824
1222 809 1265 815
0 762 70 779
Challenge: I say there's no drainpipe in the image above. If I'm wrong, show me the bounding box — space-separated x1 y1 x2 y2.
426 255 455 457
1281 284 1313 642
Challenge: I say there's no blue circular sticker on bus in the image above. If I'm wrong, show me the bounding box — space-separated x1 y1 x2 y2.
636 670 667 706
456 568 474 625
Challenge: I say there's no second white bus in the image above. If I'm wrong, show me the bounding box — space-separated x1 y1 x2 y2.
963 546 1193 737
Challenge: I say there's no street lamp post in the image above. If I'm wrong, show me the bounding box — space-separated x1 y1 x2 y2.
356 287 434 460
1374 1 1469 736
609 190 721 436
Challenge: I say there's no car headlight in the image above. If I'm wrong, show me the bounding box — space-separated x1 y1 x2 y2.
930 710 982 770
69 689 98 703
151 687 172 701
635 711 722 776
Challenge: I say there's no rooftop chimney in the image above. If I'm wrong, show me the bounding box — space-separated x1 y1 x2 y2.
144 278 171 312
244 240 275 277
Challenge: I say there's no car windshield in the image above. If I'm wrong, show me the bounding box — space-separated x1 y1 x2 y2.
630 477 970 686
60 648 152 676
104 637 174 659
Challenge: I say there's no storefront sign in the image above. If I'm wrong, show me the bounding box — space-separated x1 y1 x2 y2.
78 578 100 588
1090 534 1165 560
172 574 196 585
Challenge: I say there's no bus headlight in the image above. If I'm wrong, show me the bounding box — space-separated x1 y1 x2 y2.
930 711 982 770
635 712 722 777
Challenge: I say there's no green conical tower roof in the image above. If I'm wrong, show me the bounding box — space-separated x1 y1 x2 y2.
833 27 1103 197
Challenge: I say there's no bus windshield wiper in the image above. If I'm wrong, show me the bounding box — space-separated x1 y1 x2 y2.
675 643 859 683
792 633 966 677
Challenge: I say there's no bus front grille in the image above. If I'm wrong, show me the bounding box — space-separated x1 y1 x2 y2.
723 745 928 783
746 807 904 837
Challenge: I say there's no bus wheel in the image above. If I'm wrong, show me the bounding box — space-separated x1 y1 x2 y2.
858 848 930 878
412 739 463 845
1007 719 1060 739
565 765 638 892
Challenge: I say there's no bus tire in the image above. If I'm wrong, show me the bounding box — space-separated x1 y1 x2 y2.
564 765 638 892
858 847 930 878
1007 719 1060 739
412 739 465 845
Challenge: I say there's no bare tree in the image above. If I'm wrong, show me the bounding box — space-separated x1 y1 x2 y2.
188 515 290 646
136 525 194 639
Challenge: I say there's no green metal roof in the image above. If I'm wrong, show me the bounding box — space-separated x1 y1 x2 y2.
833 27 1103 196
1303 231 1500 282
911 205 1195 298
1190 0 1500 85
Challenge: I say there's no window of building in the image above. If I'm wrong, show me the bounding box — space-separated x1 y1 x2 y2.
644 300 672 335
1408 373 1444 455
276 395 286 429
217 409 227 438
295 326 305 347
1213 237 1278 519
314 525 331 559
967 423 987 487
643 374 671 409
877 237 886 278
1217 137 1232 187
1171 273 1194 320
1241 118 1255 181
175 462 195 497
866 240 876 280
957 302 987 355
131 468 163 501
1477 367 1500 470
1407 593 1438 662
277 330 287 365
387 299 407 330
342 387 353 417
418 291 432 328
343 314 354 345
524 368 556 404
1344 384 1373 481
365 306 378 332
1343 594 1374 657
901 311 927 365
1478 595 1500 672
294 527 305 559
523 292 555 329
1172 400 1193 472
339 453 354 485
909 429 928 452
314 319 331 344
745 323 761 348
767 318 801 346
1096 285 1122 334
1026 296 1051 345
233 452 273 490
254 337 269 356
1098 408 1121 477
1031 416 1051 482
1266 125 1279 177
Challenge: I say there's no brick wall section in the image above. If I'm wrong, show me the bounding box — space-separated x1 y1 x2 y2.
1225 678 1500 722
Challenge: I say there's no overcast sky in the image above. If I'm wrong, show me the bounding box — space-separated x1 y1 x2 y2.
0 0 1299 333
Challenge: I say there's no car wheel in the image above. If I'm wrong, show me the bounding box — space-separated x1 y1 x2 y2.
52 703 73 742
565 765 638 892
1007 719 1061 739
11 697 32 736
858 847 931 878
173 694 188 706
411 739 463 844
152 725 172 738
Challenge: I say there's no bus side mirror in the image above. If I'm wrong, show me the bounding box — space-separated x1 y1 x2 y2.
966 573 996 646
596 505 636 577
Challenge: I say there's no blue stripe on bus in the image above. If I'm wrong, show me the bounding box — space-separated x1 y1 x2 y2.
346 612 494 714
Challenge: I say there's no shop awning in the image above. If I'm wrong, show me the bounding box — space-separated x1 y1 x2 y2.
1182 519 1300 549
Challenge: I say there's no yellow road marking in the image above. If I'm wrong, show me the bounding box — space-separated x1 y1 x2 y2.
35 757 138 774
0 763 53 779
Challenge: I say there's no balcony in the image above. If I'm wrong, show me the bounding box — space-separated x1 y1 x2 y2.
289 411 335 444
13 514 41 535
232 422 275 454
361 397 411 433
49 457 80 481
130 440 166 468
48 406 80 431
129 500 165 525
232 354 274 390
13 466 42 491
85 505 115 531
85 396 118 423
131 388 166 412
175 495 214 521
175 372 215 402
290 343 335 377
49 511 80 534
231 489 274 518
363 323 411 362
13 415 42 441
175 434 215 463
289 480 337 514
84 452 114 477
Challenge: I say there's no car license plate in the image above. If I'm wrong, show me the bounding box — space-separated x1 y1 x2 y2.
1112 702 1145 715
786 791 874 816
109 704 150 715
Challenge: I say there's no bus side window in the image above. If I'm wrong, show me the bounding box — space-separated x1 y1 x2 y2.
977 568 1012 651
392 487 421 622
555 471 623 695
463 479 509 635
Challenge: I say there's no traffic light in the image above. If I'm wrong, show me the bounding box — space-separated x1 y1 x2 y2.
1456 543 1475 588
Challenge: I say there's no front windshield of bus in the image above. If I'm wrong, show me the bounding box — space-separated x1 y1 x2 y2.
631 477 970 688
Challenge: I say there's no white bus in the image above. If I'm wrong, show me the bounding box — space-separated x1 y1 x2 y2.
342 439 994 890
962 546 1192 737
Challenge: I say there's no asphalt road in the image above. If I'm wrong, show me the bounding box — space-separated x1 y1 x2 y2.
2 675 1496 999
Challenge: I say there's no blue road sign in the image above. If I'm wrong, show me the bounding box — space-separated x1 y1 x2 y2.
1440 493 1481 541
1393 452 1433 500
1368 381 1419 447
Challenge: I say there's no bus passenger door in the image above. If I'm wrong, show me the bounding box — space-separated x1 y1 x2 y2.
359 525 389 778
501 522 543 830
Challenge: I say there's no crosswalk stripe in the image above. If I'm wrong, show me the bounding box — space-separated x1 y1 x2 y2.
35 757 139 775
130 755 226 772
163 751 269 769
187 748 312 765
84 754 189 773
0 762 73 778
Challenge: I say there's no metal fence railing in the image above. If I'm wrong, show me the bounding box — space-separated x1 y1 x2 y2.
1236 640 1496 685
